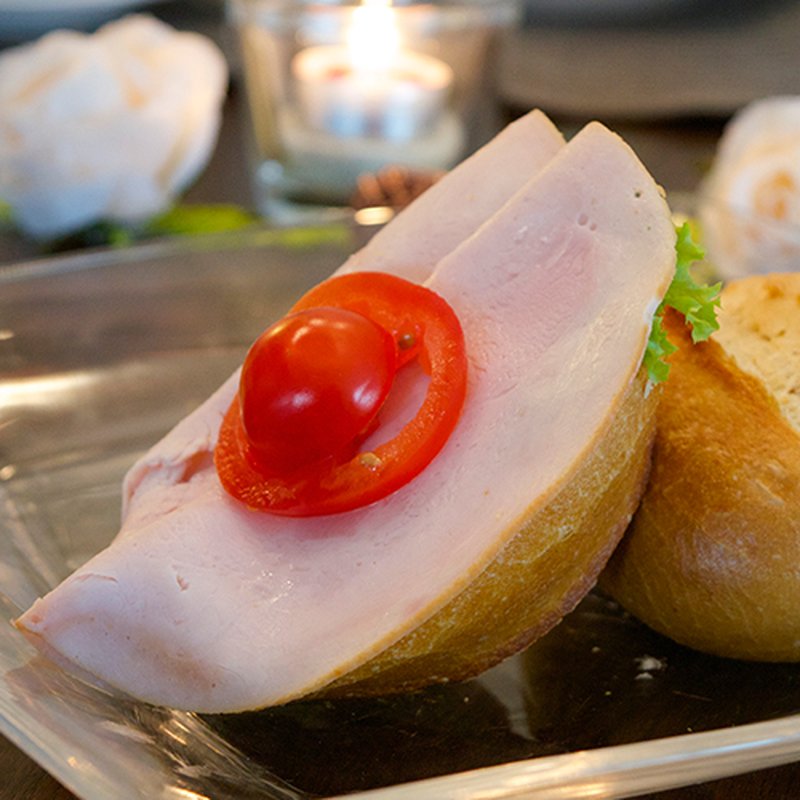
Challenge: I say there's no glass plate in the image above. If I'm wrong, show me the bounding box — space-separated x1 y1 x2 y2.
2 227 800 800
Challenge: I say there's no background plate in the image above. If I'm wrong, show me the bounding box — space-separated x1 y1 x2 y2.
1 228 800 799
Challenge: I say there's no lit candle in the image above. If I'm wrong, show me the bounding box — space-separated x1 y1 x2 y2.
273 0 465 207
292 0 454 141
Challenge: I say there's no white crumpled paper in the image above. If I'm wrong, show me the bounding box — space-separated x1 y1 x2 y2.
700 96 800 280
0 15 228 239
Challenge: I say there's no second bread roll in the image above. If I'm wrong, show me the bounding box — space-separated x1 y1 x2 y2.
600 275 800 662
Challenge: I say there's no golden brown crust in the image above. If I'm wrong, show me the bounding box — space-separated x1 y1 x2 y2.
713 273 800 432
318 367 659 697
601 301 800 662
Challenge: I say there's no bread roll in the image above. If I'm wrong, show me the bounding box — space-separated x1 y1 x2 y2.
601 275 800 661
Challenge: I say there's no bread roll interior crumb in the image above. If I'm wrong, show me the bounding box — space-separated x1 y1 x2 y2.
715 274 800 433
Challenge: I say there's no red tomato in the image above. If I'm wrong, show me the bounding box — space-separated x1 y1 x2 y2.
215 272 467 516
239 307 397 471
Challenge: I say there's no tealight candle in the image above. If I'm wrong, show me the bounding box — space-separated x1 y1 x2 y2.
292 0 453 140
228 0 520 221
293 44 453 141
269 0 464 206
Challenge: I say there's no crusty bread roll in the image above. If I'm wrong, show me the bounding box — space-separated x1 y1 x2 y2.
601 275 800 662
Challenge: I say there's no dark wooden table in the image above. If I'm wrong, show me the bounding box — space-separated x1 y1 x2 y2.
2 3 800 797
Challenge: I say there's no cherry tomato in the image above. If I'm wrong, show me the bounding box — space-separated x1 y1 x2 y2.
215 272 467 517
239 307 397 472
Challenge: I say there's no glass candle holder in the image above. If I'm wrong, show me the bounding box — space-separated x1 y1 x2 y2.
226 0 520 222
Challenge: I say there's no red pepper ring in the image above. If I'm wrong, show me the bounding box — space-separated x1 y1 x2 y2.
214 272 468 517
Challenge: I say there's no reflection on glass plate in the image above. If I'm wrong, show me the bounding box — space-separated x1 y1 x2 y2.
1 228 800 799
0 0 160 41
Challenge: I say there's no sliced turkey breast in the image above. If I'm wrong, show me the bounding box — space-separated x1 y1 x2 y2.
119 109 564 519
340 109 565 282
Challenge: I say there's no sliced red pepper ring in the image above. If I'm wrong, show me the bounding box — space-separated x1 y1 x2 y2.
214 271 468 516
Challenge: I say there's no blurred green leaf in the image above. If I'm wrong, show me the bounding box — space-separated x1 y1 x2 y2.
145 204 259 237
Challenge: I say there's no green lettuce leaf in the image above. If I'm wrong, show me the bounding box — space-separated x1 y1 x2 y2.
643 222 721 384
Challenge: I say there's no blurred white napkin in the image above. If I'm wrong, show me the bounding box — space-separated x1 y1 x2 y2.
0 14 228 239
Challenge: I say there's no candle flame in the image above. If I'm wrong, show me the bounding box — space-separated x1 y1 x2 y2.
347 0 401 73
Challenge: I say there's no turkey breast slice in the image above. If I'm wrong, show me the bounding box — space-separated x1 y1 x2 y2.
17 122 676 713
119 108 564 522
340 109 565 282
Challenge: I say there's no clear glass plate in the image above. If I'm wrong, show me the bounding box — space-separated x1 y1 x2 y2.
2 228 800 800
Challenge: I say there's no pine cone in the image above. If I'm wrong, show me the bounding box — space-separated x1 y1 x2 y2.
351 166 444 211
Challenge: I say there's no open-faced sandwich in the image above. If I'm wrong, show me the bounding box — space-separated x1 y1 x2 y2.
17 110 710 713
